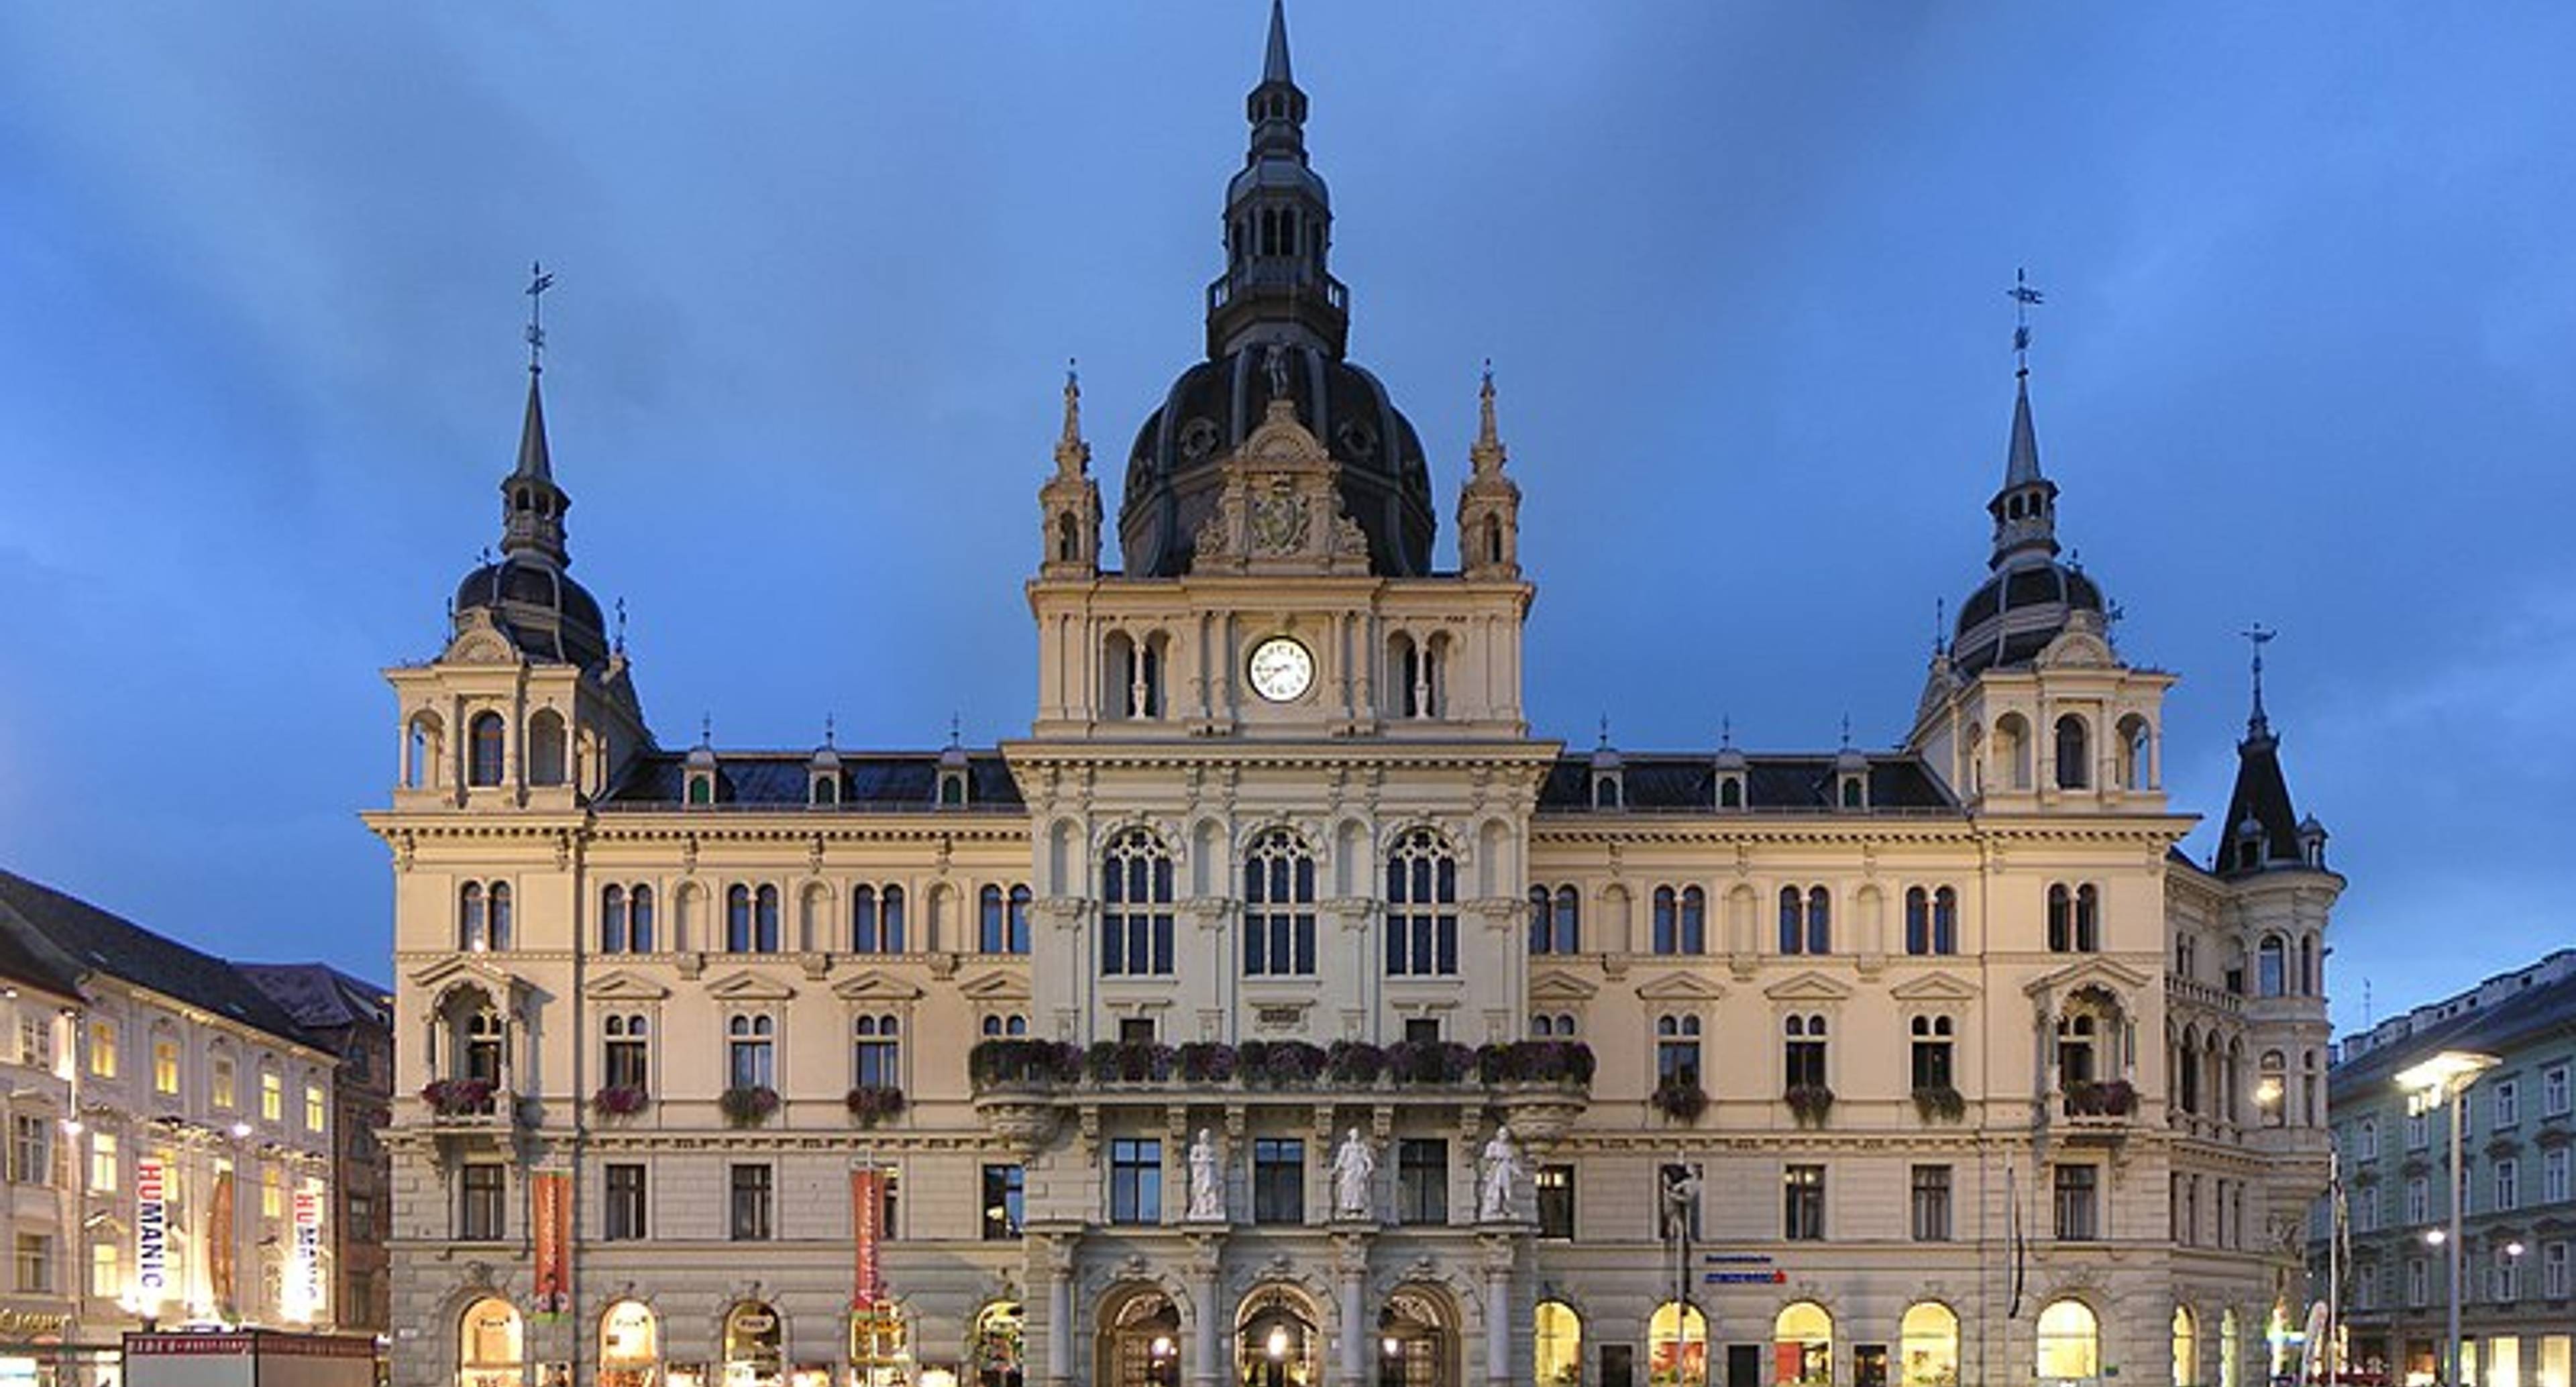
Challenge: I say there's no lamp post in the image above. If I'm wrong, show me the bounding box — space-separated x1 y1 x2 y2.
2394 1051 2499 1387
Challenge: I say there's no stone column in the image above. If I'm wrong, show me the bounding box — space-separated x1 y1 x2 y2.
1480 1236 1516 1387
1187 1237 1223 1387
1042 1238 1075 1387
1334 1235 1369 1387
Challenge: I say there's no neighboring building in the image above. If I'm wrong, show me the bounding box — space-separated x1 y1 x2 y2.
241 965 395 1337
0 902 97 1383
369 8 2339 1387
2313 952 2576 1387
0 870 350 1364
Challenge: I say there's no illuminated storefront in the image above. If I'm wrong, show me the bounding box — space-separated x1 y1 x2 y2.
2035 1300 2100 1386
1772 1302 1833 1387
847 1304 908 1387
1897 1302 1958 1387
722 1302 783 1387
459 1298 526 1387
599 1300 659 1387
965 1302 1021 1387
1646 1302 1705 1387
1532 1302 1581 1387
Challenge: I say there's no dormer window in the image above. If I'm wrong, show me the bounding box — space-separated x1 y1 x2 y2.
1592 775 1621 810
939 768 969 808
810 775 839 806
1716 772 1745 810
1838 775 1865 810
686 772 714 806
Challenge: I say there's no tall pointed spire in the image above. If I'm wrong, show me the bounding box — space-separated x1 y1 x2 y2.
500 263 571 568
1264 0 1293 86
1985 269 2058 571
2216 626 2310 877
1208 0 1346 358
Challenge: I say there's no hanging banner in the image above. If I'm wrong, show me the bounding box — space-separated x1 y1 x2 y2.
209 1170 237 1317
533 1172 571 1315
284 1186 325 1323
136 1157 170 1311
850 1168 883 1307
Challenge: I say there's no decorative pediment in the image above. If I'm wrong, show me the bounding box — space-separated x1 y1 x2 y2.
1890 973 1982 1003
1529 971 1602 1003
2036 610 2118 669
582 970 672 1002
409 954 527 1003
2021 955 2153 1001
441 610 522 667
957 970 1032 1003
1762 970 1856 1003
830 969 926 1003
1187 396 1373 577
1635 972 1725 1003
702 969 799 1003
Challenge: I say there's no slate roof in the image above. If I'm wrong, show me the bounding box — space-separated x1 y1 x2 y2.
237 963 392 1034
602 751 1026 810
1536 753 1959 814
0 869 315 1047
2327 965 2576 1100
2213 729 2306 876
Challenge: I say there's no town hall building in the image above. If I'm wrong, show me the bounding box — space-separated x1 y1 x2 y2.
370 7 2341 1387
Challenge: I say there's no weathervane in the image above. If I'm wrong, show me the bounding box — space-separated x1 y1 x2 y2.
2241 623 2277 730
2008 267 2043 378
525 262 555 374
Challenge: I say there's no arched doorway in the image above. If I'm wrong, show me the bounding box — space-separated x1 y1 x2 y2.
722 1300 785 1387
1097 1287 1181 1387
2171 1306 2198 1387
1377 1286 1455 1387
1646 1301 1707 1387
1773 1302 1832 1387
1236 1285 1319 1387
2035 1300 2100 1386
1898 1302 1957 1387
458 1296 525 1387
1533 1301 1582 1387
967 1301 1024 1387
600 1300 659 1387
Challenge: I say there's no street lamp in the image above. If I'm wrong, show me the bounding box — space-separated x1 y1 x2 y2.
2394 1050 2499 1387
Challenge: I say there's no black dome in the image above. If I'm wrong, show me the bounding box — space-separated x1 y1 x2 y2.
1117 341 1434 578
453 554 610 669
1951 561 2105 675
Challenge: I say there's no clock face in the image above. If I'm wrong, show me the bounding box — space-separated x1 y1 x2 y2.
1246 636 1315 703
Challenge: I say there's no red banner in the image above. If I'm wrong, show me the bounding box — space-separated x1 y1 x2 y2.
533 1171 571 1315
851 1168 883 1307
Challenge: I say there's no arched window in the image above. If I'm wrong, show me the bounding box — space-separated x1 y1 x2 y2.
1004 885 1032 953
2117 714 2153 789
526 710 568 787
1806 887 1831 954
1910 1015 1955 1092
1933 886 1957 954
752 885 780 952
851 886 879 952
2047 884 2072 952
2173 1305 2200 1387
2035 1300 2100 1382
602 1014 648 1092
1900 1301 1960 1387
2257 935 2286 998
980 1014 1030 1038
1995 712 2032 790
468 712 506 787
1593 777 1621 810
600 1300 659 1377
1527 887 1552 954
1784 1014 1828 1091
602 885 629 953
2074 885 2100 952
1101 828 1176 976
1652 887 1703 955
1774 1302 1834 1387
1656 1015 1702 1087
1904 887 1931 955
1242 828 1318 977
405 713 440 790
460 883 487 951
811 774 839 806
618 884 653 952
978 886 1005 954
725 1015 774 1091
1534 1302 1582 1387
2259 1050 2288 1127
1719 777 1743 809
851 1015 900 1089
1779 887 1805 955
726 886 753 952
2298 934 2317 996
2055 714 2090 789
1647 1302 1707 1387
459 1298 524 1383
1384 828 1458 977
486 883 511 950
1531 1013 1576 1038
1527 885 1579 954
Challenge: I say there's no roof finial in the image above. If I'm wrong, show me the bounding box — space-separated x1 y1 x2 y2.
1597 714 1611 751
2008 266 2043 380
613 596 627 655
699 712 712 747
1054 358 1091 476
1719 715 1734 750
525 262 555 376
1932 597 1947 656
2241 622 2277 737
949 711 963 748
1468 358 1509 476
823 712 836 748
1839 714 1853 750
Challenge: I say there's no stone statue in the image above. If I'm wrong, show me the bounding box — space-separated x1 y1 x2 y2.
1187 1127 1226 1221
1478 1124 1524 1221
1328 1127 1376 1218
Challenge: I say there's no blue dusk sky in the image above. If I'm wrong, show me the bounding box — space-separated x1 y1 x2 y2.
1 4 2569 1036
